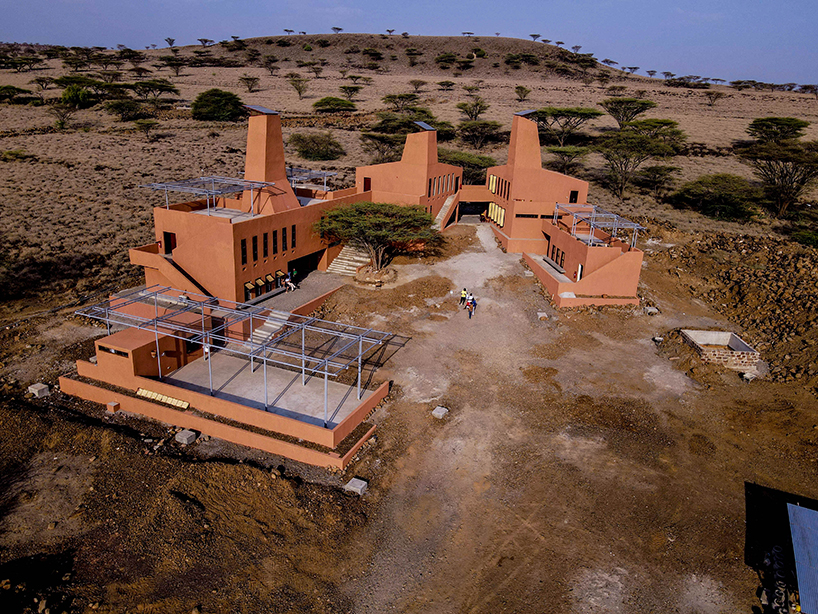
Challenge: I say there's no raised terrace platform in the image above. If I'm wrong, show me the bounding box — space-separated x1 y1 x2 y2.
60 285 400 468
165 352 374 428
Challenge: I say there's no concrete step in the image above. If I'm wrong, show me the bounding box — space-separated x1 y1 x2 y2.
327 245 371 276
433 194 457 230
250 310 292 345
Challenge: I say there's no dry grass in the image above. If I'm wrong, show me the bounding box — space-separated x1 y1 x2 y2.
1 34 817 312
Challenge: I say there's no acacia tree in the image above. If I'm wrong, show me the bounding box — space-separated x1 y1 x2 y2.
409 79 427 93
534 107 603 146
238 74 260 92
746 117 810 143
314 202 439 271
286 73 309 99
622 118 686 150
599 97 657 128
515 85 531 102
530 34 541 41
704 91 726 107
459 120 502 149
737 141 818 216
456 97 490 121
596 131 673 198
340 85 362 100
382 93 419 112
546 146 588 173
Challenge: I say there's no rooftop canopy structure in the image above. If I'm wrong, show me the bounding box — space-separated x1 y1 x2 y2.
76 285 394 426
287 167 338 191
140 176 276 215
553 203 646 248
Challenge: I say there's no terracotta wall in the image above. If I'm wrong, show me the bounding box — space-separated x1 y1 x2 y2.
59 377 375 469
523 252 642 307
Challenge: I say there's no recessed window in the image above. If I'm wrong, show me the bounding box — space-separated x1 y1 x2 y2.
291 224 296 249
282 227 287 251
98 345 127 358
263 233 268 258
240 238 247 265
252 236 258 261
515 213 538 219
272 230 278 254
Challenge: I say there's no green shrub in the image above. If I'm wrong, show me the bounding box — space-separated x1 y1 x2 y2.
61 84 94 109
472 48 487 58
670 174 761 220
191 89 246 121
313 96 356 113
105 99 151 121
289 132 345 160
438 149 496 183
791 230 818 247
303 44 312 52
362 48 383 60
276 39 292 47
434 52 457 68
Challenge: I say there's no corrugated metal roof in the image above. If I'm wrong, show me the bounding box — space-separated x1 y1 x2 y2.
514 109 537 116
788 503 818 614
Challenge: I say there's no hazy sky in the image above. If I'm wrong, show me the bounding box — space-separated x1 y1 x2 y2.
2 0 816 83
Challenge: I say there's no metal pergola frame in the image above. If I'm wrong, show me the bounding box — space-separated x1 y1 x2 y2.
287 167 337 191
140 176 277 217
553 203 645 248
77 285 393 426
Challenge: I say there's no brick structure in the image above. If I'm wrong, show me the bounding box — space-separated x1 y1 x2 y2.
681 329 761 370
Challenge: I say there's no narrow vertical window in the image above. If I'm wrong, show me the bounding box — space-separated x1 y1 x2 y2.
272 230 278 254
291 224 296 249
263 233 268 258
240 238 247 265
252 236 258 261
282 227 287 251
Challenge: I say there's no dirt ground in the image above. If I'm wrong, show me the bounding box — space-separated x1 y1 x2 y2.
2 33 818 613
1 222 817 613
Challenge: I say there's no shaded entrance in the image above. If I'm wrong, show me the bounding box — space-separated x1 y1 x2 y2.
288 249 323 284
458 201 488 223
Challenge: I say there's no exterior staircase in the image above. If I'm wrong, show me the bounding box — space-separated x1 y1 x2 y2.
326 245 371 277
433 194 458 230
250 310 292 347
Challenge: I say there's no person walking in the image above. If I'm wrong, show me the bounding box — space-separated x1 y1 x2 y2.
467 297 476 319
459 288 467 306
465 293 474 309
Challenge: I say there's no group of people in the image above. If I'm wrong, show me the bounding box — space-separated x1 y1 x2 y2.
459 288 478 319
284 271 297 293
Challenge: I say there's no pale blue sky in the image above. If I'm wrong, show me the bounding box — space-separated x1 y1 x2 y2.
2 0 816 83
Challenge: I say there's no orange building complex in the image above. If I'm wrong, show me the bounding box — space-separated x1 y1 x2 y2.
459 111 644 307
61 106 645 468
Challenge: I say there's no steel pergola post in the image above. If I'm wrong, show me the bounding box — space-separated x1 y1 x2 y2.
263 352 268 410
154 293 162 380
207 335 213 395
301 326 306 385
250 313 254 371
357 335 362 400
323 366 329 427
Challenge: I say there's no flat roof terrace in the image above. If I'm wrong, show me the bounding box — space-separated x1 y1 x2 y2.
165 352 373 428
